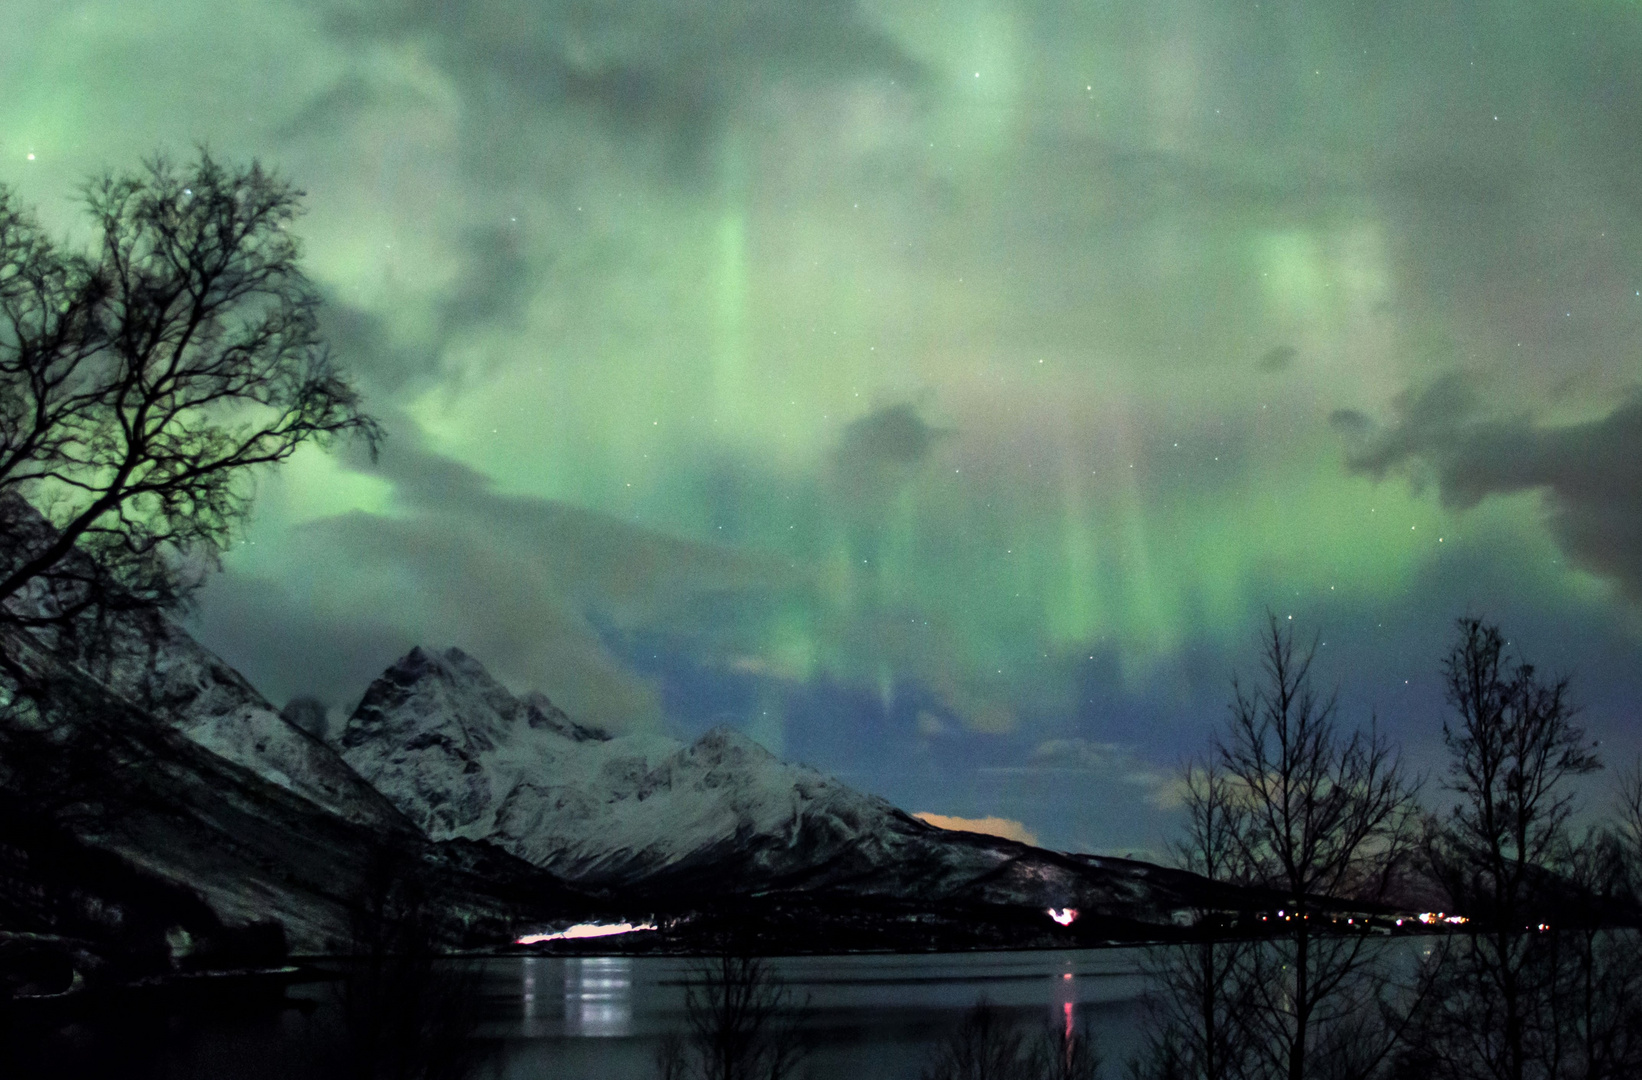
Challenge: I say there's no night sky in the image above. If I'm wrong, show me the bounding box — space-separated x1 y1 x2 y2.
7 0 1641 856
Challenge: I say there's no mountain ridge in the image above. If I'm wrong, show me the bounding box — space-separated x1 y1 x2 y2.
1 610 1261 971
328 642 1250 933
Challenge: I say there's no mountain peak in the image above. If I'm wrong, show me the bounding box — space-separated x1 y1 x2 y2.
522 690 610 742
689 726 777 765
387 645 483 683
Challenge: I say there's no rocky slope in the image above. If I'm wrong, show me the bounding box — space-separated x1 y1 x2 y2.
80 611 412 834
0 629 589 965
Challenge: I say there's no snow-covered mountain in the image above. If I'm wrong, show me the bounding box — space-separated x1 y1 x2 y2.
0 628 584 960
1 505 1249 965
335 646 919 888
1 591 1247 964
331 646 1236 927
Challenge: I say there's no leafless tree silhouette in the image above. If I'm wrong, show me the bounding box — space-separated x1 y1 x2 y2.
656 953 807 1080
0 150 378 680
1398 618 1626 1080
1133 758 1259 1080
1034 1011 1103 1080
1217 616 1419 1080
921 999 1035 1080
922 998 1102 1080
339 850 488 1080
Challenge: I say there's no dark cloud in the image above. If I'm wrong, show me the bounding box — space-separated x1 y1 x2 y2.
1346 375 1642 602
316 301 434 397
830 402 951 512
837 403 946 468
1327 408 1371 435
362 419 795 608
317 223 535 396
272 73 436 140
311 0 920 170
1258 345 1297 372
197 417 805 731
437 224 535 338
284 508 673 730
189 571 420 713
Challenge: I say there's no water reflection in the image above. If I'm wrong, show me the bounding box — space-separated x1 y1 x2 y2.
522 957 538 1021
562 956 633 1037
3 950 1151 1078
1051 962 1077 1041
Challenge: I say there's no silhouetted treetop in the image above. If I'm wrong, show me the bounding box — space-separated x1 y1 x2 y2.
0 150 379 667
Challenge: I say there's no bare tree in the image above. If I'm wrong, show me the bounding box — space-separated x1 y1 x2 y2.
1134 757 1258 1080
1429 618 1598 933
921 999 1036 1080
1403 618 1606 1080
0 150 378 675
657 953 807 1080
1218 616 1418 1080
920 998 1105 1080
339 850 488 1080
1617 762 1642 886
1540 827 1642 1080
1034 1012 1103 1080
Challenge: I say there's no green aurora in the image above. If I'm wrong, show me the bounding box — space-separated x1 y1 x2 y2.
5 0 1640 851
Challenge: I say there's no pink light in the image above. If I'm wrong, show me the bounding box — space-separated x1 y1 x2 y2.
515 921 657 945
1047 907 1079 927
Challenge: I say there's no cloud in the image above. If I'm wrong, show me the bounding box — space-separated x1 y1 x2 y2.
838 403 946 467
1023 737 1176 803
188 572 421 713
1028 737 1131 770
830 402 951 506
1257 344 1297 372
913 813 1039 847
1327 408 1372 436
197 416 806 733
314 0 920 172
317 222 537 397
1344 375 1642 602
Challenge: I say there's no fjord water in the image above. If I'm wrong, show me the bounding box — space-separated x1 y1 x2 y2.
13 949 1149 1079
491 949 1149 1078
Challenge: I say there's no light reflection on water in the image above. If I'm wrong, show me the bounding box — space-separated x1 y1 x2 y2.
0 948 1150 1079
562 957 634 1037
484 949 1148 1079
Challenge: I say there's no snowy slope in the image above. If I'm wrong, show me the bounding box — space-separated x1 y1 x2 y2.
334 646 916 887
0 497 402 833
87 612 411 834
0 628 585 956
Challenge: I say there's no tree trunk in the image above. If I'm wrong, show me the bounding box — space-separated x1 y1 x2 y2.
1289 919 1309 1080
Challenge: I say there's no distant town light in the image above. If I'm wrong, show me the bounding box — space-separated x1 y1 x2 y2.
1411 912 1468 927
1047 907 1079 926
516 921 658 945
